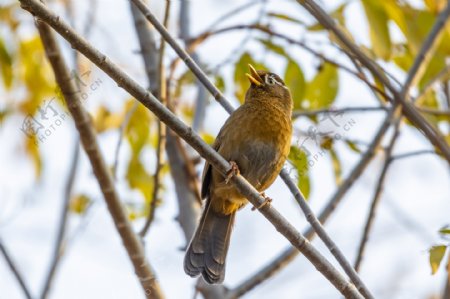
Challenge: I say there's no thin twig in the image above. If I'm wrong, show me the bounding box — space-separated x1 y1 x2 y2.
180 0 209 132
112 102 138 180
354 120 401 272
21 2 364 296
139 0 171 238
32 14 164 299
293 106 387 118
402 3 450 97
391 150 437 161
0 240 33 299
416 106 450 117
415 64 450 103
40 138 80 299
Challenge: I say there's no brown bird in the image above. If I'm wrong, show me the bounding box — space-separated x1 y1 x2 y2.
184 64 293 284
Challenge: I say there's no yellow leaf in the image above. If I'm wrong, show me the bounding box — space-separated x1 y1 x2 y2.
305 63 339 109
361 0 392 60
25 135 42 178
70 194 91 214
429 245 447 275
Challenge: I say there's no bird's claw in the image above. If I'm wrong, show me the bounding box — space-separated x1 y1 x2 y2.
225 161 240 184
252 192 272 211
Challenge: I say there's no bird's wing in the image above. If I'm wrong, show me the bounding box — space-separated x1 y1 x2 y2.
201 137 222 199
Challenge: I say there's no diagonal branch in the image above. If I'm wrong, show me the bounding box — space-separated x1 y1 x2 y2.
40 138 80 299
19 1 364 297
0 239 33 299
292 106 387 118
33 16 164 299
138 0 170 239
402 3 450 97
354 119 401 272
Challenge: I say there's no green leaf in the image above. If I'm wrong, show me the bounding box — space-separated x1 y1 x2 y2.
126 155 153 203
257 39 288 57
330 147 342 185
305 63 339 109
429 245 447 275
308 3 347 31
439 226 450 235
214 75 225 91
288 146 310 198
345 140 362 153
234 52 265 104
267 12 306 25
25 135 42 179
284 59 305 110
0 37 13 89
70 194 91 214
424 0 447 13
361 0 392 60
125 100 151 155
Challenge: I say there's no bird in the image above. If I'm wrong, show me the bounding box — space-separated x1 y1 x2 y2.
184 64 293 284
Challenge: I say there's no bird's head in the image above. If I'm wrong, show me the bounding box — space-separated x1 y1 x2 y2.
245 64 292 111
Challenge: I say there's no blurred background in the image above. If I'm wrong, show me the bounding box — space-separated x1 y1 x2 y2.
0 0 449 298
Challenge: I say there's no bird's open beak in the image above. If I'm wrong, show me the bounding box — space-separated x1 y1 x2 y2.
245 64 263 86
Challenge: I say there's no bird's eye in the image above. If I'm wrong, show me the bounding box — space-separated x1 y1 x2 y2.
265 75 276 85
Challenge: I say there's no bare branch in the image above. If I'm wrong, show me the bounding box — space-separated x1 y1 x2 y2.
112 102 138 179
391 150 437 161
402 3 450 97
40 139 80 299
20 2 365 296
33 15 164 299
293 106 388 118
179 0 208 132
130 1 159 94
139 0 171 238
0 240 33 299
354 120 401 272
415 64 450 103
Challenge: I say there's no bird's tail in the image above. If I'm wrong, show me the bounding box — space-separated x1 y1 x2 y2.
184 198 235 284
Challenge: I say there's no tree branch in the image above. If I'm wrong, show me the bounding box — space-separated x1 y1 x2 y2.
33 15 164 299
402 3 450 97
138 0 170 238
293 106 388 118
179 0 208 132
0 239 33 299
20 1 364 297
40 138 80 299
354 120 401 272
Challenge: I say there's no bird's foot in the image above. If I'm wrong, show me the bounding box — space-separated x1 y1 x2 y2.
225 161 240 184
252 192 272 211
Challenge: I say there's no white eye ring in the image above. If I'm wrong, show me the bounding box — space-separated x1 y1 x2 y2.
265 75 277 85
